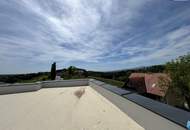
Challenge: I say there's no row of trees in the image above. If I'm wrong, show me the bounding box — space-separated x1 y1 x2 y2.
0 62 57 83
0 72 49 83
61 66 88 79
88 65 165 82
50 64 88 80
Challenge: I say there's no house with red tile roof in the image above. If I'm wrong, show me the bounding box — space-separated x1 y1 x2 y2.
128 73 170 97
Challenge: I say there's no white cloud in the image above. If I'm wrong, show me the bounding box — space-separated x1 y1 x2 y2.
119 25 190 65
2 0 147 62
0 0 190 73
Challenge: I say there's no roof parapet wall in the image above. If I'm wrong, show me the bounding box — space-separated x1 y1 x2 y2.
0 78 189 130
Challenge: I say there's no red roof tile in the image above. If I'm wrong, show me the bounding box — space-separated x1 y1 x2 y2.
129 73 170 97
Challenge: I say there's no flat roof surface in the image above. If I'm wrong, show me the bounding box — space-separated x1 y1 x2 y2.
0 86 144 130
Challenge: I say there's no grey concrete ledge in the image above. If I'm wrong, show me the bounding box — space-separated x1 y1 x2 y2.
89 79 106 86
0 82 40 87
0 83 41 95
41 79 89 88
89 79 189 129
89 79 131 95
124 93 190 128
0 79 89 95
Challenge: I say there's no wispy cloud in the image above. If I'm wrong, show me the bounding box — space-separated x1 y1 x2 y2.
0 0 190 73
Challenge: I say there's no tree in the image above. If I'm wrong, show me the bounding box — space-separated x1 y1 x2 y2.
68 66 76 76
84 70 88 78
166 54 190 108
50 62 56 80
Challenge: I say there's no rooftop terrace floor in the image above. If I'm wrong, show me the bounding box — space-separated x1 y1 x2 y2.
0 86 144 130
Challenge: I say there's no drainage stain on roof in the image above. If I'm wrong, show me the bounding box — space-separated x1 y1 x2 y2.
74 88 85 99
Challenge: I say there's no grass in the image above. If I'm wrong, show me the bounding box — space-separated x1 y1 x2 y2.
89 76 125 87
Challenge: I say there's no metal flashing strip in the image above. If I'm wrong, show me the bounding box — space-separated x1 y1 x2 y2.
89 79 130 95
124 93 190 128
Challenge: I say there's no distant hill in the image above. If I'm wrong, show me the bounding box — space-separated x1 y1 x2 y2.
88 64 165 82
0 66 88 83
0 72 50 83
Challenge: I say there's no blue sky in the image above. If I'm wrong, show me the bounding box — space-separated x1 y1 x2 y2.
0 0 190 74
